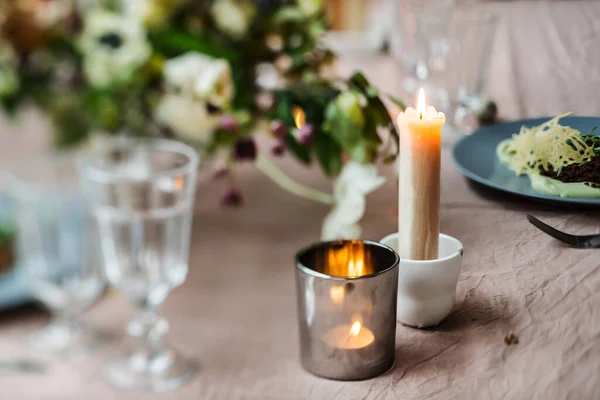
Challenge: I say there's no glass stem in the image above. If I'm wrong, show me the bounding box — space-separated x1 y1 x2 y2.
128 308 169 360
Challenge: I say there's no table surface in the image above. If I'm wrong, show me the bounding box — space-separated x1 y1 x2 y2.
2 1 600 399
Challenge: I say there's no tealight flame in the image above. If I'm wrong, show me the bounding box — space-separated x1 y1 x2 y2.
175 175 184 191
329 286 345 304
350 321 362 337
347 257 364 278
416 87 426 119
292 106 306 128
323 241 373 278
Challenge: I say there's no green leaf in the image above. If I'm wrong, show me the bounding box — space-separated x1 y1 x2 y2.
284 134 311 164
272 6 305 23
366 87 379 98
363 106 385 138
82 89 121 131
273 91 296 125
314 133 343 176
53 116 90 149
213 130 237 147
1 96 21 118
348 72 371 93
150 30 238 60
0 224 14 244
388 95 407 111
325 101 374 163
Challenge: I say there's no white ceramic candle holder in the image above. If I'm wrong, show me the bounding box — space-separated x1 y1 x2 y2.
380 233 463 328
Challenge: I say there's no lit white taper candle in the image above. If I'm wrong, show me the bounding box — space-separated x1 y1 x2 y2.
397 88 445 260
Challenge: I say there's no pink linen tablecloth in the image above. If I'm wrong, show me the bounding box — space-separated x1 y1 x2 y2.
1 1 600 399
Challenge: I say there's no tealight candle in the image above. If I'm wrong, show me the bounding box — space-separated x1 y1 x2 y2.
397 88 445 260
295 240 399 381
323 321 375 350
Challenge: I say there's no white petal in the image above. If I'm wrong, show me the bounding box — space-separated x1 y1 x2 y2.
79 11 151 87
211 0 255 39
164 52 234 106
164 52 212 91
321 194 366 240
193 59 233 106
334 161 385 199
154 95 219 142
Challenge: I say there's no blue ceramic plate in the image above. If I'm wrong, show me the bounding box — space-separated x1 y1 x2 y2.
452 116 600 207
0 195 31 310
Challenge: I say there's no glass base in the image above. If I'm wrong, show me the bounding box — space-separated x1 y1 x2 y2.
29 320 112 359
104 348 197 392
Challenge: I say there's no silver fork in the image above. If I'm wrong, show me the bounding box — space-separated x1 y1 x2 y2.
526 214 600 248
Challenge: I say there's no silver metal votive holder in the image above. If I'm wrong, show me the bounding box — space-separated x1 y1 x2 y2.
295 240 399 381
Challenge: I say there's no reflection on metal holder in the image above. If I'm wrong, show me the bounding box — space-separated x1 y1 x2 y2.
295 240 399 381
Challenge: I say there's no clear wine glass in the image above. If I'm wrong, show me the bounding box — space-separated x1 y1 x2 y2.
9 154 107 357
78 139 199 392
445 7 499 137
391 0 455 95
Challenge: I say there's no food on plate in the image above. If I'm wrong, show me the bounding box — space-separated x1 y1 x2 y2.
496 113 600 198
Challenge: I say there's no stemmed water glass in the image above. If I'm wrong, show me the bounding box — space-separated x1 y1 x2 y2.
9 154 107 357
78 139 199 391
391 0 455 96
445 7 499 136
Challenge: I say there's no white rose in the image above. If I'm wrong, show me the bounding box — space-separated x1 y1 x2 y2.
298 0 323 18
321 161 385 240
154 94 220 143
211 0 255 39
164 52 233 107
79 12 151 87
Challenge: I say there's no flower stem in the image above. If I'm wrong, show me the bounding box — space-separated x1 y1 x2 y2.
254 155 334 205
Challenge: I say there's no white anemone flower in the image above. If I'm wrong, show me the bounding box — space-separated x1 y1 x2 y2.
155 52 234 143
211 0 256 40
79 12 151 88
321 161 386 240
163 52 233 107
154 94 220 143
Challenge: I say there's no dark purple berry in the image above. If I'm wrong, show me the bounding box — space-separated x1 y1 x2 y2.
65 11 83 34
219 115 239 133
271 138 287 156
221 188 243 207
270 120 288 138
233 138 257 161
293 124 315 146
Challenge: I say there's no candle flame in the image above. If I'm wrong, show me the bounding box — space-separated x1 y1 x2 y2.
416 87 426 119
175 175 184 191
329 286 345 304
323 241 374 278
347 257 364 277
292 106 306 128
350 321 362 337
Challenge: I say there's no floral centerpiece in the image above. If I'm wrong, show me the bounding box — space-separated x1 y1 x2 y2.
0 0 403 239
